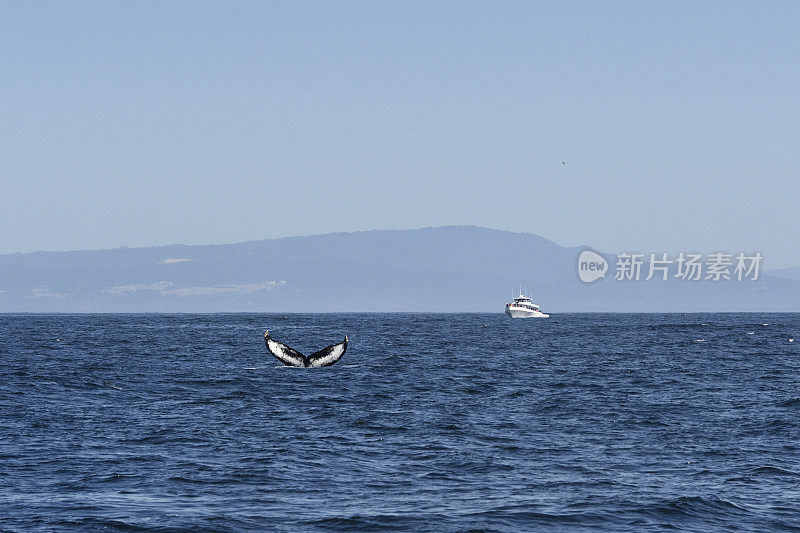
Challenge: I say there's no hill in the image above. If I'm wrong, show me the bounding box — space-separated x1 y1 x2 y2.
0 226 796 312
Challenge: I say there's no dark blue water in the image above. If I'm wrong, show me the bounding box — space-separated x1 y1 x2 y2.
1 313 799 531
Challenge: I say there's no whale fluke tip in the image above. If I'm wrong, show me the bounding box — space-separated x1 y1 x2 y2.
264 330 269 338
345 335 349 342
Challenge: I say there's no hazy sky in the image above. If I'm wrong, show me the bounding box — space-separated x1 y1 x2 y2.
2 1 799 267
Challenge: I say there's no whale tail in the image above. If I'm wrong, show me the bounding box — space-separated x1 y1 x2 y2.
264 330 348 368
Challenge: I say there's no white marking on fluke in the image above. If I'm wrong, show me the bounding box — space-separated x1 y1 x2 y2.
264 330 348 368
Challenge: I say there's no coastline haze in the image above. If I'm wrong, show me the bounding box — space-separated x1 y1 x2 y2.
0 226 796 313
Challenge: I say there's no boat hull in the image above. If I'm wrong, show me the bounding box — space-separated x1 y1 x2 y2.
505 307 550 318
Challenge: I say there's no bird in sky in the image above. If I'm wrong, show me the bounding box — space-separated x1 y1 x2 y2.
561 161 568 165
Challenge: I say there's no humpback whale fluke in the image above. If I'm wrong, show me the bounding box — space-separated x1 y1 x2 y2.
264 330 348 367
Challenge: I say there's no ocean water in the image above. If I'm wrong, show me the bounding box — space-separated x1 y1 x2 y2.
1 313 799 532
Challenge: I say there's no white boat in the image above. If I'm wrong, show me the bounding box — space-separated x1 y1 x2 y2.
505 292 550 318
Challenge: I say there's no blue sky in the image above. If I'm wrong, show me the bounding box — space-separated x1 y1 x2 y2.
2 1 799 267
